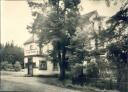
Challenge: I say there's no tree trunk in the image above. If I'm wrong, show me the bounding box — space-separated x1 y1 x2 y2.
95 36 100 76
59 62 65 80
58 47 66 80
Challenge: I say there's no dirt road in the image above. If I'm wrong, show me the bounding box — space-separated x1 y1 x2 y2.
0 71 81 92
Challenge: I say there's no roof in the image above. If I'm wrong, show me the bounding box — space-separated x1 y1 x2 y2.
24 11 106 45
82 10 98 18
80 10 106 25
24 36 38 45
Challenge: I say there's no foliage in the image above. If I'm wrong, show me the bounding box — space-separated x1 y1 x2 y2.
107 35 128 92
14 61 22 71
107 36 128 64
86 62 99 82
27 0 87 80
90 79 116 90
1 61 9 70
99 1 128 42
1 61 14 71
71 64 85 85
0 42 24 68
92 0 125 7
68 29 89 64
98 2 128 92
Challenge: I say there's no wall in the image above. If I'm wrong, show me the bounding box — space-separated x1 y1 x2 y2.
24 42 40 56
24 56 59 75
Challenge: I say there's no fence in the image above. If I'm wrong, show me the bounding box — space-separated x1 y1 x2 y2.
71 67 128 92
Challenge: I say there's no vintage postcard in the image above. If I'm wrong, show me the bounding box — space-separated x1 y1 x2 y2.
0 0 128 92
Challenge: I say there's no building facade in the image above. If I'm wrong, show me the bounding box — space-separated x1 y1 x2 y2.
80 10 110 77
24 35 59 75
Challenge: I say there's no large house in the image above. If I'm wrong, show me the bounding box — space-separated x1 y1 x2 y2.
24 35 59 75
79 10 110 76
80 10 109 51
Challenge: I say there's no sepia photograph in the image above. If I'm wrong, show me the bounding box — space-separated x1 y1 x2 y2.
0 0 128 92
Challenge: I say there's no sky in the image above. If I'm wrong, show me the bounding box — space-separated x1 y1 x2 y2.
1 0 122 47
1 0 33 47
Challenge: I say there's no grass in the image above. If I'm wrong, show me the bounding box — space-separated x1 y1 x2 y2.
34 75 119 92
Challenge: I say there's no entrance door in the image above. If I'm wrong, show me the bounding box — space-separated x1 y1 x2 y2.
28 57 33 76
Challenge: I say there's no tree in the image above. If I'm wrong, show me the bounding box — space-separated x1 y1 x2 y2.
0 42 24 68
92 0 125 7
107 36 128 92
99 2 128 91
27 0 81 80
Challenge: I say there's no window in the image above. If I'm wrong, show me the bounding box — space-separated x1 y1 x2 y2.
53 63 58 71
28 57 32 62
39 61 47 70
33 62 36 68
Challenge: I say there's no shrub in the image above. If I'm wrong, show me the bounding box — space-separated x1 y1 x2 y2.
7 63 14 71
86 62 99 82
1 61 8 70
14 61 22 71
71 64 86 86
1 61 14 71
89 79 116 90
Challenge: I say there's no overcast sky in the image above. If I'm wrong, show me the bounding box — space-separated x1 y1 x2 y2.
1 0 122 47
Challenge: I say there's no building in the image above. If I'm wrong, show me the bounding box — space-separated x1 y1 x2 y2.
79 10 109 52
78 10 110 76
23 10 109 76
24 35 59 76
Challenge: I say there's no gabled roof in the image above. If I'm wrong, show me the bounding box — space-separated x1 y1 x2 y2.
80 10 106 25
24 36 38 45
79 10 98 25
24 36 34 45
82 10 98 18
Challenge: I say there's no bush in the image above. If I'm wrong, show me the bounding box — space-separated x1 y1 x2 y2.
14 61 22 71
7 63 14 71
71 64 86 86
89 79 117 90
1 61 14 71
1 61 8 70
86 62 99 82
